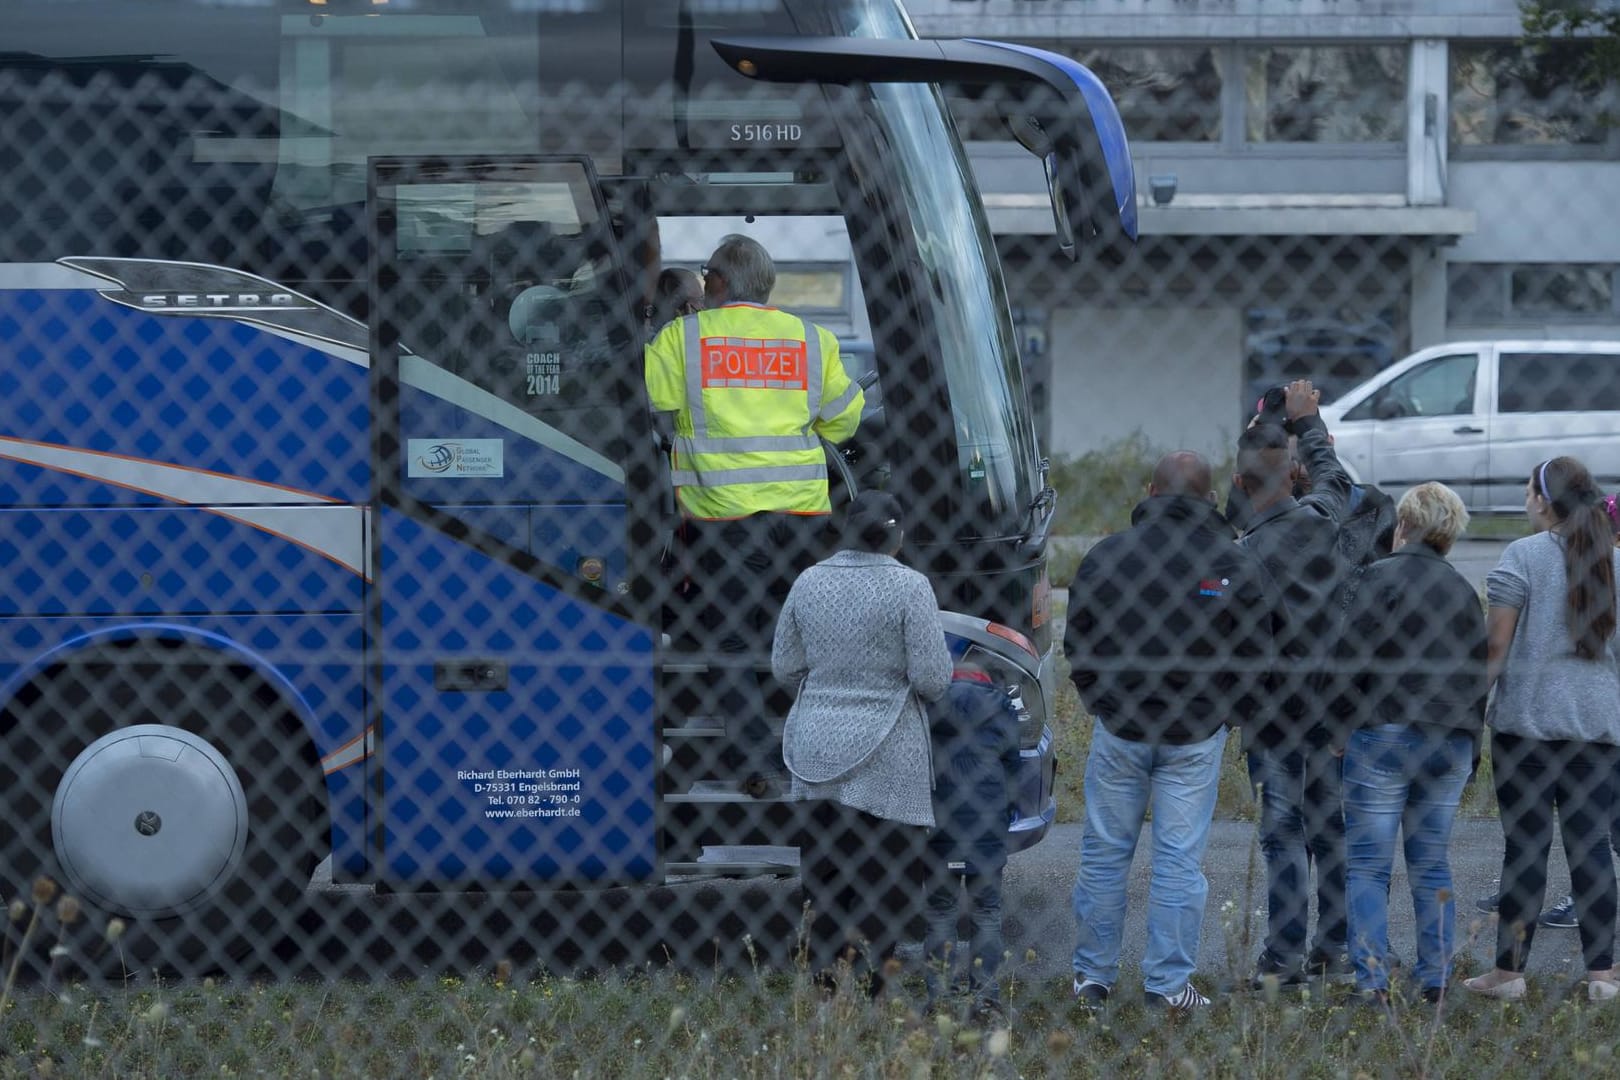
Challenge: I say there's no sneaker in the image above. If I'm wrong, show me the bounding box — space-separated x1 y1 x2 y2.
1421 986 1446 1006
1250 951 1305 989
1462 971 1526 1000
1304 948 1355 982
1539 895 1578 929
1145 984 1210 1014
970 998 1009 1026
1475 879 1501 914
1072 977 1110 1010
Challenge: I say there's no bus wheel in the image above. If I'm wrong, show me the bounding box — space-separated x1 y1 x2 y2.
0 648 326 981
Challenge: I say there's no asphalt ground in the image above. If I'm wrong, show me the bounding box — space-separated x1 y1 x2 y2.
284 813 1589 992
1000 818 1591 993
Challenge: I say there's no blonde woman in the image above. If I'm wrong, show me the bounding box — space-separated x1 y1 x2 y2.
1330 482 1486 1005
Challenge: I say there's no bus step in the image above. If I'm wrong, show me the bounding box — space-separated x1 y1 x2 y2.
665 846 799 880
664 796 802 849
665 861 793 879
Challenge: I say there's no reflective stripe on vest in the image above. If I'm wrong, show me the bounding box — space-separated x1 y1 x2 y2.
676 313 825 485
817 380 860 422
669 463 830 487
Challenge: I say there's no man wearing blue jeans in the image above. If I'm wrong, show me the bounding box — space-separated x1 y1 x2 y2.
1232 381 1356 984
1065 451 1279 1013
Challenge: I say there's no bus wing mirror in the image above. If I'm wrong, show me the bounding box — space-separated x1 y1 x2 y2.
710 35 1138 258
968 41 1138 257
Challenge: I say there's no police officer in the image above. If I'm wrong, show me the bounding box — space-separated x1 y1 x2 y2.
644 233 863 789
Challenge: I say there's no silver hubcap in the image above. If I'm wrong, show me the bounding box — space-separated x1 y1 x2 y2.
52 724 249 917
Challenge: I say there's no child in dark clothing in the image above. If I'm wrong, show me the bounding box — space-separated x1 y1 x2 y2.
923 659 1024 1020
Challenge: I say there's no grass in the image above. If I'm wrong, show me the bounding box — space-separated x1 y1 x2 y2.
7 951 1620 1078
1461 516 1534 541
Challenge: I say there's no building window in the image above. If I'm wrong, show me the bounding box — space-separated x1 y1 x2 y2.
1244 307 1399 419
946 44 1222 143
1244 45 1407 143
1065 46 1224 142
772 266 847 314
1451 42 1619 153
1449 263 1618 323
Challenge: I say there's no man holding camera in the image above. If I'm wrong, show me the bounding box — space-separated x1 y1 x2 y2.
1233 379 1357 986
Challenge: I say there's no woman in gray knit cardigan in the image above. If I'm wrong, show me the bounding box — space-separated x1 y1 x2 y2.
772 490 953 991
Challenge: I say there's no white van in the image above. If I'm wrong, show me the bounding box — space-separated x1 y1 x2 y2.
1317 340 1620 513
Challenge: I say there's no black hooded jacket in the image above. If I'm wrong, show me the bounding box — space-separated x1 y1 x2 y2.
1234 414 1356 745
1066 495 1280 744
1326 542 1488 749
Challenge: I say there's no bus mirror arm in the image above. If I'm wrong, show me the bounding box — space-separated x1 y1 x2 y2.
1019 484 1057 558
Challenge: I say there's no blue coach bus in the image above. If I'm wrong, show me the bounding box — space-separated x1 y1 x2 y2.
0 0 1136 973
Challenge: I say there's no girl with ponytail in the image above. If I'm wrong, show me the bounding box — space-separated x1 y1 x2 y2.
1465 457 1620 1001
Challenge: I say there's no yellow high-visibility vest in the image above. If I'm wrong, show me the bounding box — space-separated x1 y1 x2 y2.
644 303 862 520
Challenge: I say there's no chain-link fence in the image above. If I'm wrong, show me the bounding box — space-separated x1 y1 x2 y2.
3 1 1620 1076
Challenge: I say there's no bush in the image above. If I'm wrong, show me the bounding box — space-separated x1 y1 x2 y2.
1048 432 1235 541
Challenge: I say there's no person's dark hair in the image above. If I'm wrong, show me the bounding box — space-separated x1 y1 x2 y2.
843 490 904 554
1534 456 1617 660
1236 423 1292 504
650 267 702 330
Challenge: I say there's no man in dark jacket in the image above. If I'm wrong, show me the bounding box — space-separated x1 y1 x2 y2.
1066 451 1280 1014
1232 379 1357 986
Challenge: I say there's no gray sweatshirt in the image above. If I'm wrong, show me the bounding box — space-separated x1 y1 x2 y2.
1485 532 1620 744
772 550 953 826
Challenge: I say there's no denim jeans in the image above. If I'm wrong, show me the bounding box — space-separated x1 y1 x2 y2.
1071 719 1227 996
1342 724 1472 992
924 871 1004 1006
1247 739 1348 969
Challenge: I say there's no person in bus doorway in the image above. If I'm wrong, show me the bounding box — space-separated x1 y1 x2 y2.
647 266 704 335
1231 379 1358 988
772 491 951 997
645 234 863 795
1065 451 1279 1014
922 652 1023 1025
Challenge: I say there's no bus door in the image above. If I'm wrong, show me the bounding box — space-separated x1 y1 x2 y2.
367 156 662 888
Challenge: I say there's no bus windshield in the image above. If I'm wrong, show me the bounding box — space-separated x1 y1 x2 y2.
867 79 1036 526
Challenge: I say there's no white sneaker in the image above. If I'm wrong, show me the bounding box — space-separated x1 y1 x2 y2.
1145 983 1210 1013
1462 972 1526 1000
1072 977 1110 1010
1589 978 1620 1002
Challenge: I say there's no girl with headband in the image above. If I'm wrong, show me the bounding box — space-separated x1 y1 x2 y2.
1465 456 1620 1001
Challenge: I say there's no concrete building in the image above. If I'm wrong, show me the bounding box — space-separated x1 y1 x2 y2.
910 0 1620 462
